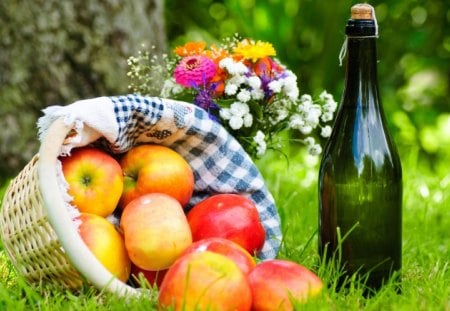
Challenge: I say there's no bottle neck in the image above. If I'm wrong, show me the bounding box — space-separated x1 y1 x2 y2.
342 18 380 107
346 37 378 93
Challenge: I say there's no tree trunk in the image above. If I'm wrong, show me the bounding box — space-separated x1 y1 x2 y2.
0 0 167 179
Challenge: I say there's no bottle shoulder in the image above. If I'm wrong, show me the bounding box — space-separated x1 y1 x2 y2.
320 104 402 180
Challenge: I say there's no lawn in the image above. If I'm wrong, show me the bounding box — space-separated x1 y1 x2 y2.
0 143 448 310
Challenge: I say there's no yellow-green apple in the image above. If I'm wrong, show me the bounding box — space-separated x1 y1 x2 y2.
60 146 123 217
187 194 265 256
120 193 192 271
130 264 168 288
77 212 131 282
180 237 256 275
248 259 323 310
158 251 252 311
119 144 194 209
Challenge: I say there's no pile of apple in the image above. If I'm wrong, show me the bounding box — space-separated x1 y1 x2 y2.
60 144 323 310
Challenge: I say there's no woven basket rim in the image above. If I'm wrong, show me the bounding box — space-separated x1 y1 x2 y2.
37 117 141 297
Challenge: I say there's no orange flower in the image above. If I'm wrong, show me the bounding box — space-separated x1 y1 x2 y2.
174 41 206 57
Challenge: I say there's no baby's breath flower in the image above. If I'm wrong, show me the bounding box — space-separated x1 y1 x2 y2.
300 125 313 135
251 89 265 100
253 131 267 157
229 115 244 130
268 80 283 93
321 112 334 122
321 125 332 138
219 57 248 75
237 89 251 102
225 83 238 95
307 144 322 156
323 99 338 113
247 76 262 89
300 94 313 103
219 108 232 120
319 90 334 101
289 114 305 130
230 101 249 116
304 137 316 146
243 113 253 127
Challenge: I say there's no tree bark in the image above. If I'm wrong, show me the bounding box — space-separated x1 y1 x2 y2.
0 0 167 179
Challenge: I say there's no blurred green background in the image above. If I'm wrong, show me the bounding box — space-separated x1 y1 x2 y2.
1 0 449 185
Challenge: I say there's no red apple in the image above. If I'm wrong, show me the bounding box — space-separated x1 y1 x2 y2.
130 264 167 288
248 259 323 310
187 194 265 255
158 251 252 311
180 237 256 275
120 193 192 271
119 144 194 209
77 213 131 282
60 146 123 217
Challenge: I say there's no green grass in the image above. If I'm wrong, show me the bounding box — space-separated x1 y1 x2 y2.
0 145 449 310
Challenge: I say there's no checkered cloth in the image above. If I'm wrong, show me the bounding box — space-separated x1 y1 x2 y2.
38 94 282 259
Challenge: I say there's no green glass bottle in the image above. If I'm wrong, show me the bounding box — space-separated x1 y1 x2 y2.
318 4 402 291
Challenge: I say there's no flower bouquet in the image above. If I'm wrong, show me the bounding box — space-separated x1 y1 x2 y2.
127 35 337 159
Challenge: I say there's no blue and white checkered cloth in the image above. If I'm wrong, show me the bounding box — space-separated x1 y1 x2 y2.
38 94 282 259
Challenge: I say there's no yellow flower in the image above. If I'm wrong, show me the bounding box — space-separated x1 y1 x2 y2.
233 39 276 62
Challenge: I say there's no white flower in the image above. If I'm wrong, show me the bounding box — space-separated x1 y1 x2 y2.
229 115 244 130
219 108 232 120
289 114 305 130
304 137 315 145
300 94 313 103
321 125 332 138
274 107 289 123
323 99 338 113
299 125 313 135
304 105 322 125
247 75 262 89
229 75 246 86
243 113 253 127
307 143 322 156
286 88 299 101
251 88 265 100
225 102 252 130
319 90 334 101
268 80 282 93
230 102 249 116
282 74 298 95
253 131 267 157
297 98 313 113
237 89 251 102
321 112 334 122
219 57 248 75
224 83 238 95
219 57 233 69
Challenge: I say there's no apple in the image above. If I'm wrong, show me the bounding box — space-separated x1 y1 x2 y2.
180 237 256 275
120 193 192 271
77 213 131 282
130 264 167 288
247 259 323 310
158 251 252 311
187 194 265 256
119 144 194 209
60 146 123 217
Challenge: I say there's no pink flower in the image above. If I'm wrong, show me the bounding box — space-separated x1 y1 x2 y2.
174 55 217 88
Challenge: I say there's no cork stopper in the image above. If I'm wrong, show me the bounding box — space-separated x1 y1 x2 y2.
351 3 374 20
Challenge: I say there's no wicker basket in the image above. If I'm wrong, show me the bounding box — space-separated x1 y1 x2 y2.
0 118 140 296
